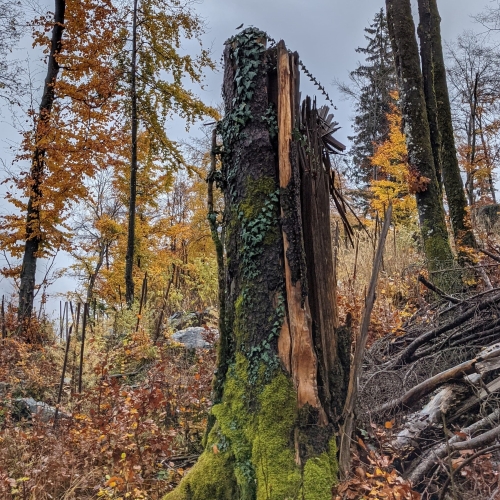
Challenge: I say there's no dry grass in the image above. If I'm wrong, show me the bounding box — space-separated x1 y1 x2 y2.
335 220 424 343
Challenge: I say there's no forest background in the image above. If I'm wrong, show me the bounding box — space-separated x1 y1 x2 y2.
2 0 500 499
0 0 492 315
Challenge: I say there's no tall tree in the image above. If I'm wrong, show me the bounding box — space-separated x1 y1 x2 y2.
417 0 475 248
336 9 397 191
385 0 455 272
121 0 217 306
125 0 139 306
4 0 125 325
16 0 67 325
447 32 500 206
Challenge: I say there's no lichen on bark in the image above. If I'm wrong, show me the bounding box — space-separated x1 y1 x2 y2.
417 0 475 250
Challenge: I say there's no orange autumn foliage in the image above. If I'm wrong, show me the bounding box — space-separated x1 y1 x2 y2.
369 92 419 225
1 0 127 263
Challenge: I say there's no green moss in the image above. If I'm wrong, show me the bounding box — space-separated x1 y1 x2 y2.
212 354 256 499
239 176 276 219
163 449 237 500
212 355 302 499
165 359 339 500
302 438 338 500
234 294 247 346
253 371 302 499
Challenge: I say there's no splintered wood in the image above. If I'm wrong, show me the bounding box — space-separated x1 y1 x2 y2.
276 41 346 425
277 41 323 418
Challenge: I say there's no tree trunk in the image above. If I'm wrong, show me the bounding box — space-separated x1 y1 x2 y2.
86 242 106 304
417 0 443 192
125 0 138 307
417 0 475 249
386 0 454 274
478 114 497 203
164 30 349 500
17 0 66 326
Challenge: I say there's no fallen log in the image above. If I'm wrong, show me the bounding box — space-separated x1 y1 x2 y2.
391 386 455 454
373 358 477 414
407 408 500 485
375 345 500 414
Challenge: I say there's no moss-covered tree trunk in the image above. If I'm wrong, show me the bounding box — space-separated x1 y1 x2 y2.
385 0 454 272
416 0 443 193
164 29 349 500
417 0 475 249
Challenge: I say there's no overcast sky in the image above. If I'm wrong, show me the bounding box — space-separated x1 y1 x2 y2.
192 0 495 146
0 0 495 313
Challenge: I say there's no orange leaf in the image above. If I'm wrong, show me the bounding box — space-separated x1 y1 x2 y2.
357 437 367 450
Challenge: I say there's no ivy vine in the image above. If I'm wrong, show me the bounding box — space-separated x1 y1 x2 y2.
217 28 267 154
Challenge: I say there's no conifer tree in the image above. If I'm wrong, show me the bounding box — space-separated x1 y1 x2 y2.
337 9 397 190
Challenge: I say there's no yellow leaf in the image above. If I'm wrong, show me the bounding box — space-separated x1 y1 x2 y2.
385 420 394 429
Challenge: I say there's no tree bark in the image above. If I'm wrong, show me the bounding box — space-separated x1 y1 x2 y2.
417 0 443 192
165 30 347 500
18 0 66 326
125 0 138 307
386 0 454 275
417 0 475 249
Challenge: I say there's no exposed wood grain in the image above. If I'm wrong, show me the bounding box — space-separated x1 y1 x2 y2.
277 41 324 420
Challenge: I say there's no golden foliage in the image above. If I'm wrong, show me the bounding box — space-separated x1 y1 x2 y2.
369 92 418 225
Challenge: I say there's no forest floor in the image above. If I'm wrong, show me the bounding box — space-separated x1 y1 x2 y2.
1 225 500 499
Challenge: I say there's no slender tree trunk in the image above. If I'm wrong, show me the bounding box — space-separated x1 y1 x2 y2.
417 1 443 191
86 242 106 304
125 0 138 307
417 0 475 248
478 114 497 203
18 0 66 326
466 75 479 208
165 31 349 500
386 0 454 274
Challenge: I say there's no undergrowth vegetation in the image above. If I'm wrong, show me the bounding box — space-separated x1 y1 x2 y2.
2 220 499 499
0 315 217 499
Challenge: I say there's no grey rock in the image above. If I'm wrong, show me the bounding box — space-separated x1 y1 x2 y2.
171 327 216 349
13 397 69 422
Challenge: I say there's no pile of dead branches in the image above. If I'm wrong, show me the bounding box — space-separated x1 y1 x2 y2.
358 282 500 498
